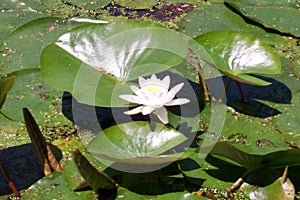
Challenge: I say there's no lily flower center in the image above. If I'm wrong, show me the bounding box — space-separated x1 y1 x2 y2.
141 84 167 107
145 85 164 93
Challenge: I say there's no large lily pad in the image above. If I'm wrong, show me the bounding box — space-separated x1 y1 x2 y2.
195 31 282 86
41 21 188 107
0 17 87 75
87 121 188 165
179 3 288 45
21 172 97 200
0 12 46 42
272 90 300 139
1 0 55 12
0 69 67 124
227 0 300 37
210 142 300 172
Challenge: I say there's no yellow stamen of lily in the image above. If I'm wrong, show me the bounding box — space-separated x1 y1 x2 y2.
145 85 163 93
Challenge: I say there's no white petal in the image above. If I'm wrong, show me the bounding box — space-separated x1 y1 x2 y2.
130 86 146 100
164 98 190 106
139 76 147 86
141 105 155 115
164 83 184 102
161 75 170 89
154 107 168 124
124 106 143 115
150 74 158 81
130 85 140 93
119 94 143 104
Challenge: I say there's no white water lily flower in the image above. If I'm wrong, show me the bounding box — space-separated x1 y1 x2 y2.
119 74 190 124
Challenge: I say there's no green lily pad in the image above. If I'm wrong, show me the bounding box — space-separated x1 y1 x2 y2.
1 0 52 12
290 57 300 79
21 172 97 200
179 3 288 45
64 0 111 9
63 149 108 191
273 90 300 137
238 167 295 200
0 76 15 109
41 21 188 107
227 0 300 37
113 0 158 9
0 12 46 42
0 69 67 124
210 142 300 172
195 31 282 85
87 121 188 165
178 150 238 191
73 149 118 191
0 17 85 75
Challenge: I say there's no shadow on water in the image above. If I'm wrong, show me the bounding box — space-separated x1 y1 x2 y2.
0 143 62 196
207 75 292 118
103 158 204 195
62 71 204 133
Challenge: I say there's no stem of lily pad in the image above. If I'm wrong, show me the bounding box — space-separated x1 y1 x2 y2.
225 78 232 92
279 166 288 185
227 177 244 193
196 63 210 102
0 161 21 199
219 78 232 102
235 81 247 104
226 171 248 193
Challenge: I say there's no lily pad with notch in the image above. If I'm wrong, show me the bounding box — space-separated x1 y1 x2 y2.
194 31 282 86
41 21 189 107
86 121 193 172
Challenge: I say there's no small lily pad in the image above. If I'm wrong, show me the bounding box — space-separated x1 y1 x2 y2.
195 31 282 86
87 121 189 165
238 167 295 200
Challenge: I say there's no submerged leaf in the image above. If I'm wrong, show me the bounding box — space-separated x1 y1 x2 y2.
23 108 62 175
0 76 15 109
73 149 117 191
